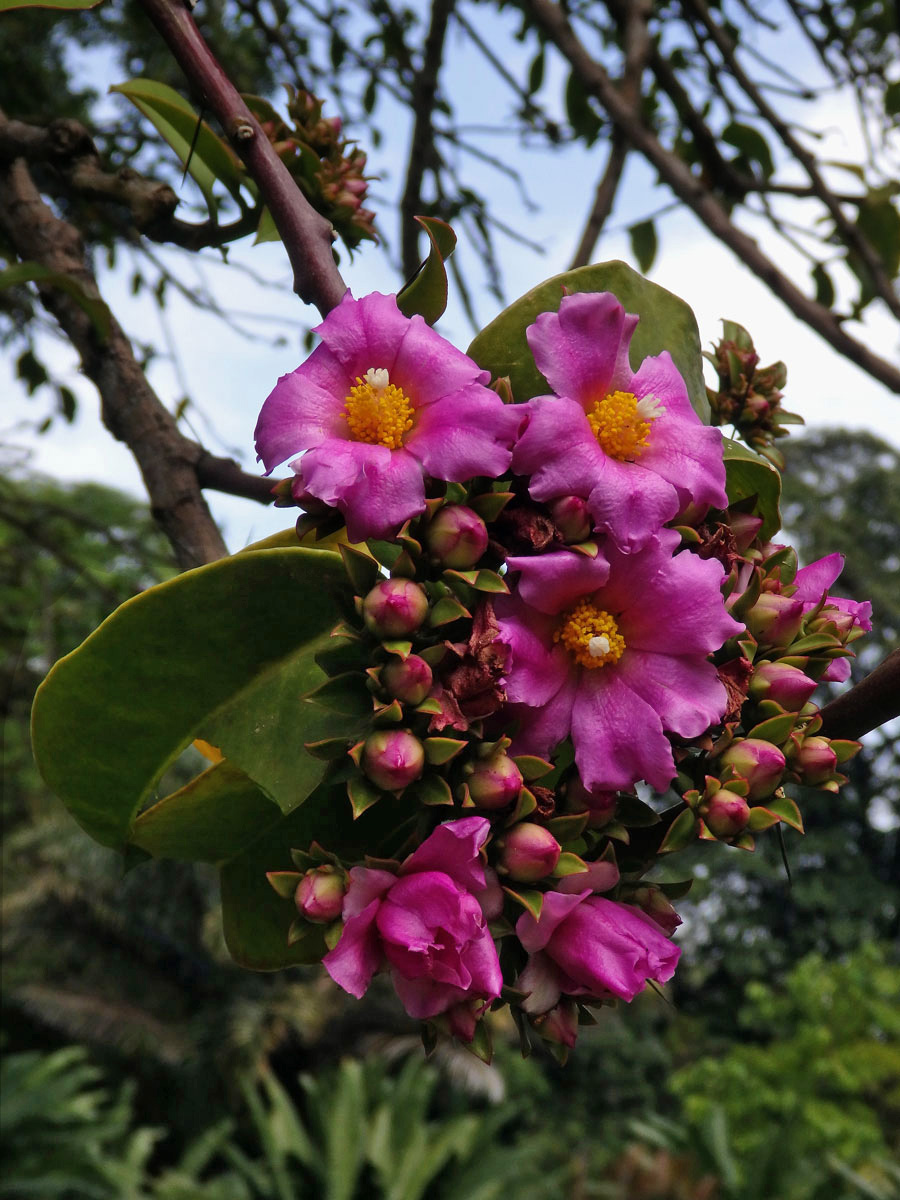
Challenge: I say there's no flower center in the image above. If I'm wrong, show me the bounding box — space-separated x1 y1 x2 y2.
555 599 625 670
343 367 414 449
586 390 662 461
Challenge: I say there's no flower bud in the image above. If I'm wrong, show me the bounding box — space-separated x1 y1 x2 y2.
549 495 592 544
381 654 433 706
425 505 489 568
720 738 786 801
362 578 429 638
295 864 346 923
361 730 425 791
728 511 764 553
466 751 523 810
749 661 817 711
744 592 805 646
794 736 837 785
498 822 560 882
703 792 751 839
567 778 617 827
534 998 579 1048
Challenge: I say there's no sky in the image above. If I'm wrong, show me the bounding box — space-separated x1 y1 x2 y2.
3 1 899 554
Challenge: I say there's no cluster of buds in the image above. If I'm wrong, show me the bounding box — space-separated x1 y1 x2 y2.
705 320 803 468
247 87 376 250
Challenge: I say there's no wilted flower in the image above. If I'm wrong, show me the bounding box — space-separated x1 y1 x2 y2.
495 531 741 792
323 817 502 1028
512 292 728 551
255 292 521 541
516 891 681 1010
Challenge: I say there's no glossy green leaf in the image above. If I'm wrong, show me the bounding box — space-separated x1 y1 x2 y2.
723 437 782 540
467 261 709 420
0 0 102 8
130 761 282 862
396 216 457 325
0 262 111 339
32 547 349 848
722 121 775 178
109 79 247 209
629 218 658 273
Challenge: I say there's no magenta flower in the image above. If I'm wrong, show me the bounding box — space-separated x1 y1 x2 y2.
792 553 872 682
322 816 502 1027
516 890 681 1012
512 292 727 552
495 530 742 792
255 292 522 542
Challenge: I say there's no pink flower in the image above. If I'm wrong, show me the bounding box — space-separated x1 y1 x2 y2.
495 530 742 792
322 817 502 1027
792 553 872 682
255 292 522 542
516 890 681 1011
512 292 727 552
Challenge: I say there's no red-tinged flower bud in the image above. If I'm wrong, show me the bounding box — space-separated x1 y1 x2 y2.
362 579 429 638
549 495 592 543
794 736 837 785
295 864 346 923
703 792 751 839
535 998 579 1048
425 505 489 568
729 511 764 553
361 730 425 791
745 592 805 646
821 606 856 636
467 751 523 810
381 654 433 705
749 661 817 711
627 885 682 935
498 822 560 882
720 738 786 801
673 498 711 527
567 778 617 827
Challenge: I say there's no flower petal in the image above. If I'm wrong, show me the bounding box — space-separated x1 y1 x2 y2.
516 889 590 954
494 596 570 707
299 441 426 542
410 384 521 481
586 457 680 552
526 292 637 404
512 397 608 502
615 649 729 739
254 345 350 471
401 816 491 892
571 667 676 792
506 548 610 615
322 898 383 999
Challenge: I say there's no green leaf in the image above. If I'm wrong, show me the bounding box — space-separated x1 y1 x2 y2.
722 121 775 178
723 437 782 541
467 261 709 420
564 71 602 144
812 262 835 309
130 761 282 862
762 793 804 832
857 193 900 276
396 216 457 325
254 206 280 244
629 218 658 273
0 0 102 8
658 806 698 854
109 79 248 210
32 547 350 848
0 262 111 339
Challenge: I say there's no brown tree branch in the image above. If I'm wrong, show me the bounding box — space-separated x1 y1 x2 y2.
520 0 900 394
0 146 277 567
818 649 900 742
0 115 261 251
680 0 900 322
570 135 629 268
137 0 347 317
400 0 455 279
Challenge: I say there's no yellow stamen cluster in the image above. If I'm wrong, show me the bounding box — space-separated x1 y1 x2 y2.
555 600 625 670
343 368 414 449
586 389 654 461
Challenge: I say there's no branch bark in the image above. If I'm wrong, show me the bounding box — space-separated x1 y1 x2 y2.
522 0 900 394
0 146 276 568
137 0 347 317
818 650 900 742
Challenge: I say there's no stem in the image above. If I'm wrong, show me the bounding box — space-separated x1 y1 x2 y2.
137 0 347 317
819 649 900 742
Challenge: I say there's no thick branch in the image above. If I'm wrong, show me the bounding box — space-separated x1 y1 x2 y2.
521 0 900 394
570 135 628 267
137 0 347 316
818 650 900 742
0 149 277 566
400 0 455 279
0 115 260 251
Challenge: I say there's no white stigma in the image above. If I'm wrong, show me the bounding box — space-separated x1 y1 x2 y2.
636 394 664 421
588 635 611 658
364 367 390 390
